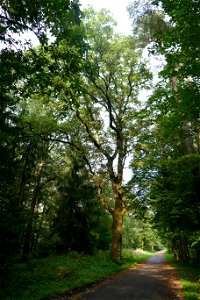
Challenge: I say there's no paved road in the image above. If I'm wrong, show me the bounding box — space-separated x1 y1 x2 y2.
77 253 183 300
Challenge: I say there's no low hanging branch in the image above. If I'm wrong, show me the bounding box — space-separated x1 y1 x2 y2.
44 135 95 175
94 175 114 215
69 102 112 161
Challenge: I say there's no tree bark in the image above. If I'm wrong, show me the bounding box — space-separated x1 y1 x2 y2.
21 162 45 258
182 121 194 154
110 181 126 262
172 238 179 262
172 76 195 154
21 186 39 258
181 236 189 263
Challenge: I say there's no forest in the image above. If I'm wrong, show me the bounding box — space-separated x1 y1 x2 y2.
0 0 199 299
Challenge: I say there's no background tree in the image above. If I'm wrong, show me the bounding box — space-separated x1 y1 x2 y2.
123 212 163 251
0 0 82 46
128 0 200 262
53 154 112 254
0 0 85 273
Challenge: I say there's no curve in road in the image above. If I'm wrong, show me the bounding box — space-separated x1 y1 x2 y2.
73 252 183 300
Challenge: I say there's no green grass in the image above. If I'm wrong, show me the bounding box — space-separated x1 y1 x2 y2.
1 250 152 300
165 253 200 300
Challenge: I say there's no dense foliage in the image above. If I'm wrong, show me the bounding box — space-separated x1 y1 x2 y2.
0 250 152 300
0 2 199 297
128 0 200 263
0 0 85 274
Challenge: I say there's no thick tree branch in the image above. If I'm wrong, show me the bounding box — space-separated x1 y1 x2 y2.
70 103 112 161
44 136 95 175
0 13 41 38
94 176 114 215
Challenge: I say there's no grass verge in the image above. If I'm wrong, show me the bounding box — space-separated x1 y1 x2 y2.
165 253 200 300
1 249 152 300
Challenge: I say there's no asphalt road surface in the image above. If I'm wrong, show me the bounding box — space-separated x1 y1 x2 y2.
71 252 183 300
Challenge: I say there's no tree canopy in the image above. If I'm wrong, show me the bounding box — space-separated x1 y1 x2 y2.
0 0 199 281
128 0 200 262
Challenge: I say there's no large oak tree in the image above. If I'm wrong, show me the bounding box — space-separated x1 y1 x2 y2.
61 8 151 261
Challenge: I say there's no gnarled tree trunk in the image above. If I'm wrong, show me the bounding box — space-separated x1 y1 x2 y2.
110 180 126 262
111 208 125 262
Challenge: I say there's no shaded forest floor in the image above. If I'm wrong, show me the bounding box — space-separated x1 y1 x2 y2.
0 250 152 300
1 250 199 300
165 254 200 300
62 252 183 300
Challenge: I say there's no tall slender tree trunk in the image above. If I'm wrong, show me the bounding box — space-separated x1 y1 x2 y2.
182 121 194 154
181 236 189 263
33 204 46 253
21 162 44 258
172 76 195 154
172 238 179 262
19 142 32 208
21 193 38 258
